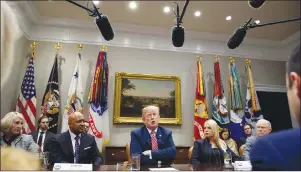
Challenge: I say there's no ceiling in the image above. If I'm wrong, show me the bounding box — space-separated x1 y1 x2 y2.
32 1 300 41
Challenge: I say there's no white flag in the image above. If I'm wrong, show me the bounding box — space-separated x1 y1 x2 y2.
61 53 83 133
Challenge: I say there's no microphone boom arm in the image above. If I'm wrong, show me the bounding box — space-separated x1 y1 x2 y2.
179 0 190 25
248 17 301 29
64 0 98 16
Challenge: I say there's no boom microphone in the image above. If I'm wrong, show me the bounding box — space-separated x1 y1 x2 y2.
95 15 114 41
227 27 247 49
248 0 266 9
172 26 185 47
227 18 251 49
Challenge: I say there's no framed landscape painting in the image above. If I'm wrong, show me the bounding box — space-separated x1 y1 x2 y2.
113 72 182 125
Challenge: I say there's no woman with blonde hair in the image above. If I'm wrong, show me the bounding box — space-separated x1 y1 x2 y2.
0 112 38 154
190 119 240 164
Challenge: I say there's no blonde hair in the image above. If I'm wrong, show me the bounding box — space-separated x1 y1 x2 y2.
204 119 227 152
1 112 24 133
1 147 40 170
142 105 160 117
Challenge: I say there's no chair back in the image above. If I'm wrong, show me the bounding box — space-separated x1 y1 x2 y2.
239 144 246 157
188 146 193 160
125 143 131 163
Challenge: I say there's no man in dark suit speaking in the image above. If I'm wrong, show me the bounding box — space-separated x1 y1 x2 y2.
49 112 102 170
130 105 176 165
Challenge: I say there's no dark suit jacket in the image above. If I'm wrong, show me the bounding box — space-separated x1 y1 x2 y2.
250 128 301 171
29 130 55 152
190 139 240 164
130 126 176 165
49 131 103 170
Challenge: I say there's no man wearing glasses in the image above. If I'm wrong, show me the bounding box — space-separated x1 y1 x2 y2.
243 119 272 160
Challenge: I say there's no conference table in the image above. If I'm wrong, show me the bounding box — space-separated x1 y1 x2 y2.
98 164 234 171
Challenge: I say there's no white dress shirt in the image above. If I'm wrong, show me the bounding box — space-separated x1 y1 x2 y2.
37 129 47 152
69 130 81 163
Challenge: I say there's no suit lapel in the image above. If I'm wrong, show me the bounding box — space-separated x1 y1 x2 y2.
156 127 163 148
79 134 86 158
143 126 152 147
62 132 74 159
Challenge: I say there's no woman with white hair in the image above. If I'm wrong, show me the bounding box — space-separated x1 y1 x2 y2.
189 119 240 164
0 112 38 154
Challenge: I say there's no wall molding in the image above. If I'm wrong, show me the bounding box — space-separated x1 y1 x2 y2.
8 1 300 62
255 84 287 92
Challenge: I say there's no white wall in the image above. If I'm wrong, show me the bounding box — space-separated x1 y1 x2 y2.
10 41 285 147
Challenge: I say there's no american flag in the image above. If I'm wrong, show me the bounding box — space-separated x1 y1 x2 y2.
16 56 36 134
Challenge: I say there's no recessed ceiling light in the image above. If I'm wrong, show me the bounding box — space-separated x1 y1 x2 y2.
226 16 232 21
92 1 99 5
255 20 260 24
129 1 137 10
194 11 201 17
163 6 171 13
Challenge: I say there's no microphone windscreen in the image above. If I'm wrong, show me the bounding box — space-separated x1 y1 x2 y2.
227 27 247 49
248 0 266 9
172 26 185 47
95 15 114 41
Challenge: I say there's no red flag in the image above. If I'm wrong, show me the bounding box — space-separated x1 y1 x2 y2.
194 59 209 140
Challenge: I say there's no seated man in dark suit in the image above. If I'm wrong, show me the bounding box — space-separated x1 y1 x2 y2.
29 115 55 152
250 43 301 171
130 105 176 165
49 112 102 170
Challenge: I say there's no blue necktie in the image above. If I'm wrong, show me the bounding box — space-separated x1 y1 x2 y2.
74 135 80 163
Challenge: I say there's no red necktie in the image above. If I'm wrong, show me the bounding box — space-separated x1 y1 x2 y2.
151 131 158 150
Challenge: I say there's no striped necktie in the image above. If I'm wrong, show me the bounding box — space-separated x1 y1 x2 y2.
151 131 158 150
74 135 80 163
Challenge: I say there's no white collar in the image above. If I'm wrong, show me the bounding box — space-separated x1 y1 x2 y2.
39 129 47 133
146 127 158 135
69 130 81 139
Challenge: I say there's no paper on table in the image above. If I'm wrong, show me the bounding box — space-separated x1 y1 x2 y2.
149 167 178 171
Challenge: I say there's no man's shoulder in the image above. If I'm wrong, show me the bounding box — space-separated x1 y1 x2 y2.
256 128 300 146
131 126 145 135
246 136 257 143
158 126 172 135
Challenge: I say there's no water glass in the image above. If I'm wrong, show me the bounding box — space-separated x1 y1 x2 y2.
131 154 141 171
223 152 233 168
116 162 132 171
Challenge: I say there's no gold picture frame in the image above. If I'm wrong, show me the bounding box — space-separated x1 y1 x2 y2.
113 72 182 125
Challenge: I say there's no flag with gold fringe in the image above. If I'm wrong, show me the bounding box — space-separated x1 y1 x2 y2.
193 57 209 140
41 54 60 133
212 57 229 129
228 57 244 141
244 59 263 131
88 47 110 151
61 52 83 132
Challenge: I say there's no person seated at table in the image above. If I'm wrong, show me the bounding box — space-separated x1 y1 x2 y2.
220 128 239 156
1 147 40 170
29 115 55 153
48 112 103 171
0 112 38 154
130 105 176 165
237 123 253 149
83 120 90 133
190 119 240 164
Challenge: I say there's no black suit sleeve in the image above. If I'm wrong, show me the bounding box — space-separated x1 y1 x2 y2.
49 135 64 165
90 137 103 170
190 141 202 164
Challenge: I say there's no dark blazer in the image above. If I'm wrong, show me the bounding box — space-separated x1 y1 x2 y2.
29 130 55 152
250 128 301 171
49 131 103 170
130 126 176 165
189 139 240 164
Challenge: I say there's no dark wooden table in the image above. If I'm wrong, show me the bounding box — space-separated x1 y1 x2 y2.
99 164 234 171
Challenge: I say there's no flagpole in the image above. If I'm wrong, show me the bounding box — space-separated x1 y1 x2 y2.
30 41 37 59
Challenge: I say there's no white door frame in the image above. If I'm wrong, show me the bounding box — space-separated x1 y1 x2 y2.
254 84 287 93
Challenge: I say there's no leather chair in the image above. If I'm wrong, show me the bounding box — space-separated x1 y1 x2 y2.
239 144 246 157
125 143 131 163
188 146 193 160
